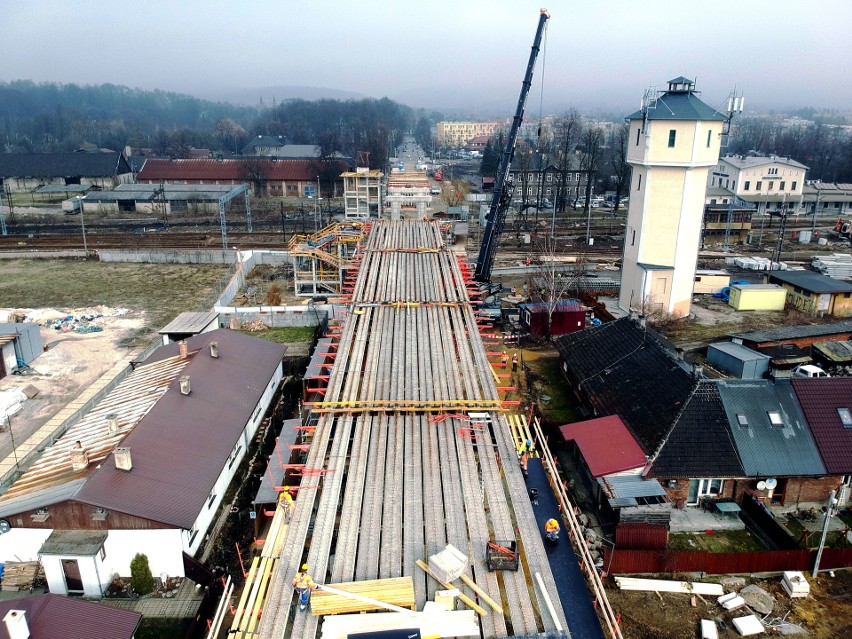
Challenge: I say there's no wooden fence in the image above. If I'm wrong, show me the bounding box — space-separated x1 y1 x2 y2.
604 547 852 575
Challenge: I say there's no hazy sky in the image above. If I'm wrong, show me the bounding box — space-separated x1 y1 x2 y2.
4 1 851 116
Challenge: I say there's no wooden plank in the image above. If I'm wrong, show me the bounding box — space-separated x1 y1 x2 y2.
415 560 487 617
458 573 503 614
310 577 415 616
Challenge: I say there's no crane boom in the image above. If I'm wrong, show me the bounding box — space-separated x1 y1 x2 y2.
474 9 550 282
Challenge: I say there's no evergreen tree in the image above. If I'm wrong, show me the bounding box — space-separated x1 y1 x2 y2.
130 553 155 595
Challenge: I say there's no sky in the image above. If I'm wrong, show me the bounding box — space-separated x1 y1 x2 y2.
3 0 852 117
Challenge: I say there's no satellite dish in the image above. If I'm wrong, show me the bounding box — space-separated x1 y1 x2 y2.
757 481 767 491
765 478 778 489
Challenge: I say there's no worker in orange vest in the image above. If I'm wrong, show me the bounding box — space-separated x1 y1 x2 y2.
501 351 508 367
292 564 318 611
545 518 560 541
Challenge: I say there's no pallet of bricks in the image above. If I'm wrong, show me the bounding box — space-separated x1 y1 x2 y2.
1 562 43 591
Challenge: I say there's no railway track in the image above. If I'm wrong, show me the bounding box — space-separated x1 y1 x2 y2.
0 231 291 251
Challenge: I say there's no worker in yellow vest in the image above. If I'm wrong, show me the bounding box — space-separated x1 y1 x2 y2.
292 564 317 611
279 486 295 523
545 518 560 542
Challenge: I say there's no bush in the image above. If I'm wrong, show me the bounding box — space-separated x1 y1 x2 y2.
130 553 156 595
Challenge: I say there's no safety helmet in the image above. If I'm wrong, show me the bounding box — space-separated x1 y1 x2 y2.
301 564 309 571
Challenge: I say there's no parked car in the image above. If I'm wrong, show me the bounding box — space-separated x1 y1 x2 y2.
793 364 830 378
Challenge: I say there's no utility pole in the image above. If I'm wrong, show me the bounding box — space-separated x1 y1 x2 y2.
813 488 838 577
811 185 821 234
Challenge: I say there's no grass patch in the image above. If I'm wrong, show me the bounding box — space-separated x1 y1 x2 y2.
235 326 316 344
134 617 192 639
0 259 229 346
784 514 851 549
523 350 579 425
669 529 766 552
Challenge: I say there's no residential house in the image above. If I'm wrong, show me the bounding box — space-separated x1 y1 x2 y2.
709 155 808 217
136 158 351 198
764 270 852 317
0 594 141 639
241 135 287 156
0 152 132 193
0 330 285 597
435 121 502 147
506 154 587 211
464 135 490 152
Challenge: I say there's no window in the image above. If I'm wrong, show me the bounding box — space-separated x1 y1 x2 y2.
668 130 676 147
780 181 785 190
575 172 580 182
171 200 188 211
188 526 198 546
744 181 750 191
527 173 533 181
631 229 636 246
637 174 642 191
756 181 763 191
636 127 641 145
792 181 797 190
527 187 532 196
725 179 729 188
99 546 106 561
767 411 783 427
546 174 552 182
707 130 712 147
228 443 242 469
737 414 749 428
838 408 852 428
711 178 716 186
207 488 217 508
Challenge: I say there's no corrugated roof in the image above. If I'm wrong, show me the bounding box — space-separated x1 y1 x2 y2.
0 594 141 639
85 183 243 202
159 311 220 335
0 152 131 179
136 158 350 182
598 474 667 499
766 270 852 294
792 378 852 474
39 529 107 555
717 379 825 477
0 355 188 517
34 184 91 194
0 334 17 347
554 318 696 454
626 89 727 122
729 319 852 343
651 382 745 478
812 340 852 363
559 415 646 477
254 418 301 505
75 330 285 529
708 341 770 362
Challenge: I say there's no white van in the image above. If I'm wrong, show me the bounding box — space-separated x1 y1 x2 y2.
792 364 830 378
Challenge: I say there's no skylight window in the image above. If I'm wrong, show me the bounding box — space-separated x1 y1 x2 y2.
767 411 784 427
737 414 749 428
839 408 852 428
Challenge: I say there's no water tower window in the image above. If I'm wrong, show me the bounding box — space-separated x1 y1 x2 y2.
636 127 641 146
668 130 677 147
707 130 712 147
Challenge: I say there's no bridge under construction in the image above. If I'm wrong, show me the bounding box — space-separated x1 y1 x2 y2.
257 220 570 638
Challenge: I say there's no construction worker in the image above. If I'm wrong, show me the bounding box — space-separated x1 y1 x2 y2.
519 451 529 477
278 486 295 523
501 351 508 367
292 564 318 611
512 352 519 372
545 518 560 541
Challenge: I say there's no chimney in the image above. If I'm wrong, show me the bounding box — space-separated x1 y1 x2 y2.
178 340 188 358
675 347 684 361
693 364 704 379
638 315 647 328
106 413 119 433
179 375 191 395
210 341 219 358
70 441 89 471
3 610 29 639
114 447 132 471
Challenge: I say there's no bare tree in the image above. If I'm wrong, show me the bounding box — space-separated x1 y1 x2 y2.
578 126 605 243
552 111 581 212
529 233 587 338
606 123 630 224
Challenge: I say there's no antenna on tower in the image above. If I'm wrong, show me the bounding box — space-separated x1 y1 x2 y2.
720 88 745 147
640 86 657 138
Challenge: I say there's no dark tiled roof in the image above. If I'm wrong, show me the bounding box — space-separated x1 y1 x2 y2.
0 152 131 178
0 594 140 639
626 89 727 122
137 158 351 182
717 379 825 477
651 382 745 478
766 270 852 294
76 329 286 529
792 378 852 474
729 319 852 344
553 318 695 454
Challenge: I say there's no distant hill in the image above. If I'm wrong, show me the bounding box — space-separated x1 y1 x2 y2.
200 85 369 106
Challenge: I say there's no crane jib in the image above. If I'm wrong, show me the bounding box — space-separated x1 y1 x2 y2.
475 9 550 283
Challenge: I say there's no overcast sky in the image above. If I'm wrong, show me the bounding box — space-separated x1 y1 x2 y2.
4 1 851 117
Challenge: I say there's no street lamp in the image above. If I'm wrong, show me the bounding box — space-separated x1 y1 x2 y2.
77 195 88 255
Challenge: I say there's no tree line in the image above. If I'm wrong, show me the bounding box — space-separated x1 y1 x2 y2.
0 80 427 169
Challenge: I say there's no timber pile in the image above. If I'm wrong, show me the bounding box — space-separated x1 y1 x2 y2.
320 606 479 639
1 562 42 591
615 576 723 596
257 221 567 639
311 577 415 616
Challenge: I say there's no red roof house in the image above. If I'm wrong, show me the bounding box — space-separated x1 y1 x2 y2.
0 594 141 639
559 415 647 478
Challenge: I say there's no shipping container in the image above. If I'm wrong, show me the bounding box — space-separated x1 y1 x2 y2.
707 342 770 379
693 270 731 295
728 284 787 311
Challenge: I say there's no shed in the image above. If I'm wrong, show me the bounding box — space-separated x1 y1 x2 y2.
158 311 220 344
693 270 731 295
765 270 852 317
728 284 786 311
0 323 44 378
520 301 585 337
707 342 770 379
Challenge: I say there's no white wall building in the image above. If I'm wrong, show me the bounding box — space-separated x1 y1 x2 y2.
619 77 727 318
0 330 284 596
709 155 808 216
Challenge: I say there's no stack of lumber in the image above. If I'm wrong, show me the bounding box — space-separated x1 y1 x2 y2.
1 562 41 591
781 571 810 598
320 603 478 639
615 576 723 596
718 592 745 611
812 253 852 278
311 577 415 616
